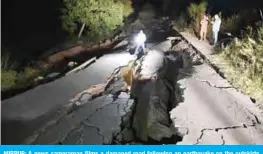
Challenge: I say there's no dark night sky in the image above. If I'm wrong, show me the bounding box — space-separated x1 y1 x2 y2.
207 0 263 12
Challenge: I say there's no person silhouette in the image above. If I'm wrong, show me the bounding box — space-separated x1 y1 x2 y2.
134 30 146 55
211 14 221 46
200 15 209 41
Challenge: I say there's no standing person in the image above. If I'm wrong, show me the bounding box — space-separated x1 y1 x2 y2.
134 30 146 55
211 14 221 46
200 15 209 41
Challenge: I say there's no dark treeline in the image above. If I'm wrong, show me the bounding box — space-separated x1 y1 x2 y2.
2 0 66 63
1 0 140 94
148 0 263 16
207 0 263 15
1 0 146 63
2 0 263 61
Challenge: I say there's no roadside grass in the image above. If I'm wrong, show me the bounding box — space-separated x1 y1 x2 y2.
1 1 136 94
1 51 18 90
214 25 263 101
175 2 249 39
1 69 18 90
212 55 263 101
1 52 46 91
171 2 263 102
15 67 47 89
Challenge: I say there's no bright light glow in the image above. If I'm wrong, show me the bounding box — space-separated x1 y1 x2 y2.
102 52 135 66
135 32 146 46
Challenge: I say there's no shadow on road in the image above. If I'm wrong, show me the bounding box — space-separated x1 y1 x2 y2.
1 108 59 144
1 17 201 145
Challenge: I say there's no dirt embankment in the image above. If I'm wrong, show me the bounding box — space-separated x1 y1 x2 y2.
39 34 126 69
1 13 137 101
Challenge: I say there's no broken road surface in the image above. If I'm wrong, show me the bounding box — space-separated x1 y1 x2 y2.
170 39 263 144
1 51 135 144
172 64 263 144
1 19 263 144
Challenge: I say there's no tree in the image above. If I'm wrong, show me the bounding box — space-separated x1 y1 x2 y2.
187 1 207 36
61 0 133 41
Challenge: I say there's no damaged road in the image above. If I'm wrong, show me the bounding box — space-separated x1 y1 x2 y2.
1 51 137 144
170 40 263 144
20 44 186 145
1 17 263 145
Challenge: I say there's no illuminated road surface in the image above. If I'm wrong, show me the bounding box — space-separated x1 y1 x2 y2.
1 38 263 145
173 64 263 144
1 51 136 144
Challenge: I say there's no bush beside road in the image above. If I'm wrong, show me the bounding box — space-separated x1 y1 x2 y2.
169 1 263 103
1 0 135 100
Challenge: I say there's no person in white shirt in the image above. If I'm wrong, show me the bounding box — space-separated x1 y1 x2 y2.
211 14 221 46
134 30 146 55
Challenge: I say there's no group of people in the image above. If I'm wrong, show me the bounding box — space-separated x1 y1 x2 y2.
133 14 222 57
200 14 222 46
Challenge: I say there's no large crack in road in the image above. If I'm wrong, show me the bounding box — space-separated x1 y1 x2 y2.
22 32 205 145
4 17 263 145
195 123 260 145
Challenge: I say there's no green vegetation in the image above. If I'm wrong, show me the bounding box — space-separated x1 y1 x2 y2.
1 51 45 91
173 2 258 37
187 1 207 36
123 0 134 18
1 51 18 90
3 0 261 102
61 0 133 42
220 14 242 34
15 67 46 88
217 25 263 100
167 0 263 101
1 0 134 93
1 70 18 90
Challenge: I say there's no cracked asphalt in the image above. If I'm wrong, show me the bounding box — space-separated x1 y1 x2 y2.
171 63 263 144
32 93 134 144
1 18 263 144
1 51 136 144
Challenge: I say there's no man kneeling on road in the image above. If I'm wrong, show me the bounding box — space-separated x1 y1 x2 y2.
134 30 146 56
